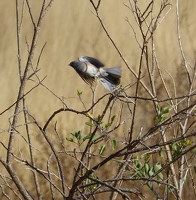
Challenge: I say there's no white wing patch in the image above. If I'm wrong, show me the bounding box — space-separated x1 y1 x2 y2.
99 77 116 92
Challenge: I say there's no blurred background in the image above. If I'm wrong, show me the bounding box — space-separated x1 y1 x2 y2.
0 0 195 129
0 0 196 198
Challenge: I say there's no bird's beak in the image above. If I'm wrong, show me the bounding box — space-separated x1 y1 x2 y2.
69 62 74 67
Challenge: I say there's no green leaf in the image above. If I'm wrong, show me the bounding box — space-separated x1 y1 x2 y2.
158 147 164 158
94 115 103 125
155 105 170 123
71 132 76 137
144 163 150 174
105 115 116 128
154 162 162 173
167 184 175 192
70 130 82 138
136 171 144 178
162 106 170 114
133 156 139 165
75 130 82 140
111 115 116 123
136 162 142 170
77 90 82 97
92 134 100 142
99 145 106 155
105 123 111 128
82 133 92 141
147 182 153 189
66 138 74 142
111 140 116 150
183 138 192 146
86 173 100 191
161 114 167 121
130 173 136 178
85 121 94 127
157 172 163 181
148 167 154 176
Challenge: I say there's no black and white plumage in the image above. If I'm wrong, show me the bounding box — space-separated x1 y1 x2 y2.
69 56 122 91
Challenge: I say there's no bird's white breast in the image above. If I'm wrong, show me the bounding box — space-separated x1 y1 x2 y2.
85 63 99 77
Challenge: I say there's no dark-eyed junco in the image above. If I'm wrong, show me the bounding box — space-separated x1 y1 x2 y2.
69 56 122 91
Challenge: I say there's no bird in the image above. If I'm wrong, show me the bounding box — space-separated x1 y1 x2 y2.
69 56 122 92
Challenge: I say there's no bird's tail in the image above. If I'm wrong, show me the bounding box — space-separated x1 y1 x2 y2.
99 66 122 91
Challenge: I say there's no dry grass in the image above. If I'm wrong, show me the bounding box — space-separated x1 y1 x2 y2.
0 0 196 127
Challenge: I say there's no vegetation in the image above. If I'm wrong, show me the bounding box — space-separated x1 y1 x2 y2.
0 0 196 199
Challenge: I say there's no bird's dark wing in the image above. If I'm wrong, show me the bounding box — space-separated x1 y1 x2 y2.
78 56 104 68
75 69 95 86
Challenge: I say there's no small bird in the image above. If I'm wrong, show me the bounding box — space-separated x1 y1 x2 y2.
69 56 122 92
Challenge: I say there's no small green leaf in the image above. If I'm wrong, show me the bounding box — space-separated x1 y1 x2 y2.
136 171 144 178
105 123 111 128
75 130 82 140
82 133 92 141
99 145 106 155
183 138 192 146
87 173 100 191
66 138 74 142
154 162 162 173
136 162 142 170
71 132 76 137
167 184 175 192
148 167 154 176
155 105 170 123
162 106 170 114
77 90 82 97
157 172 163 181
85 121 94 127
111 115 116 123
158 147 164 158
147 182 153 189
133 156 139 165
111 140 116 150
144 163 150 174
95 115 102 123
92 134 100 142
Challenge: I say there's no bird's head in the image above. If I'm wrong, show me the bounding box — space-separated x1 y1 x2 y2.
69 61 78 69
